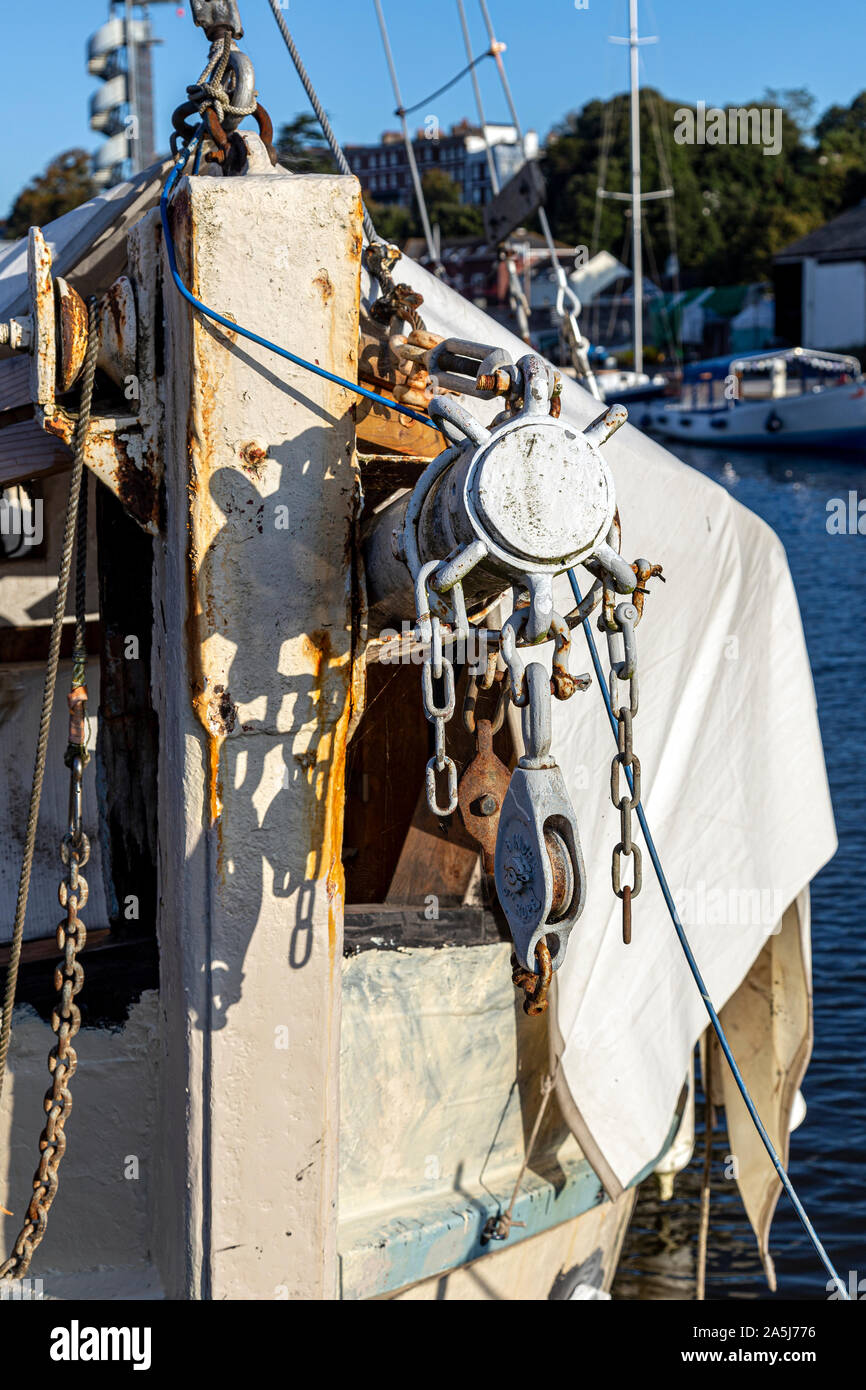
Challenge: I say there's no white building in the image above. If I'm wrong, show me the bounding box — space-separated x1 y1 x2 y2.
774 201 866 350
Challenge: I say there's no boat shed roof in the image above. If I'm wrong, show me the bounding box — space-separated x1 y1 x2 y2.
774 199 866 263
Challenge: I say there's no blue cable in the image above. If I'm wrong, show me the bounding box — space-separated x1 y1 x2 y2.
568 568 850 1299
159 140 440 433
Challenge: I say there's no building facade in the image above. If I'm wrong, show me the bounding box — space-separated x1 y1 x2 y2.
346 121 537 207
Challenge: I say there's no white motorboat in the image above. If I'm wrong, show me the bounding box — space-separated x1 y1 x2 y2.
645 347 866 451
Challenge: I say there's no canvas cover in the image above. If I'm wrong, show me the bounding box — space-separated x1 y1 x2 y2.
369 254 836 1204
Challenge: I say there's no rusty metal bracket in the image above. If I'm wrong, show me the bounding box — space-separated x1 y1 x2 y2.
457 718 510 873
0 228 160 534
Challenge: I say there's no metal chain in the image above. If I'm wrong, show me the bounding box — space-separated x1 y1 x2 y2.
604 560 664 943
0 300 99 1283
0 299 98 1105
422 616 458 816
0 789 90 1283
607 603 642 945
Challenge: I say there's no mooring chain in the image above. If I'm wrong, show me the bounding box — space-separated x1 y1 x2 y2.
421 616 458 817
609 632 641 946
0 301 99 1284
603 558 661 945
0 790 90 1284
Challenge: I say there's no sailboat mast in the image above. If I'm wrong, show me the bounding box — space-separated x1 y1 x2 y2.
628 0 643 374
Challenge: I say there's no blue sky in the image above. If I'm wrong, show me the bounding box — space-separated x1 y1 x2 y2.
3 0 865 213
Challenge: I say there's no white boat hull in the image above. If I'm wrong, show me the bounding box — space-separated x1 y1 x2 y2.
645 381 866 451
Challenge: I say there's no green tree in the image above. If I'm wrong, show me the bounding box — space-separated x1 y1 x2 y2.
540 88 863 286
813 90 866 213
274 113 336 173
364 196 413 245
364 171 483 247
3 150 96 240
419 170 483 240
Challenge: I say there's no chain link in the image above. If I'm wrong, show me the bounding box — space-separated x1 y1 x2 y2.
421 615 459 816
1 761 89 1283
607 604 642 944
511 938 552 1016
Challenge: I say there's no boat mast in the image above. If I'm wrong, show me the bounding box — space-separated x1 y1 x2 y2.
628 0 643 375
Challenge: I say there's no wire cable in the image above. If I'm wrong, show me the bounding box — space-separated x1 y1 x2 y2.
398 50 493 119
372 0 441 270
566 567 850 1299
265 0 378 245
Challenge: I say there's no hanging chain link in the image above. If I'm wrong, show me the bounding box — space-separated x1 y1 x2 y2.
609 644 641 946
421 614 458 816
1 469 93 1283
0 785 90 1284
604 559 663 944
0 305 97 1282
511 938 552 1016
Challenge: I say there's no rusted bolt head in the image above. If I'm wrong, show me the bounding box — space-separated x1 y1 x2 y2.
479 794 498 817
240 439 268 469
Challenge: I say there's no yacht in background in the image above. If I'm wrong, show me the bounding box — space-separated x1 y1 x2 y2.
645 347 866 451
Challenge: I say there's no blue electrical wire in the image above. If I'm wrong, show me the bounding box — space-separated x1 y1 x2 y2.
159 129 846 1297
159 137 440 433
567 568 850 1299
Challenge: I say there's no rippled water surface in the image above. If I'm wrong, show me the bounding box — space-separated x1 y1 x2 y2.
613 442 866 1302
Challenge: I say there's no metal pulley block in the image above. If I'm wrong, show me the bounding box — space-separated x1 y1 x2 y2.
494 663 586 972
419 355 629 608
362 351 634 635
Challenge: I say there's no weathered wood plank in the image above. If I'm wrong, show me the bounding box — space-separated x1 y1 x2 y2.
0 417 70 487
343 904 509 954
0 358 31 413
356 387 444 459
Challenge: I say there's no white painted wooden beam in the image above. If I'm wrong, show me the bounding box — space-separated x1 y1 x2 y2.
152 172 362 1300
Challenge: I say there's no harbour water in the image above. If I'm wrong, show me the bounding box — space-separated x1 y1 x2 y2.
613 442 866 1302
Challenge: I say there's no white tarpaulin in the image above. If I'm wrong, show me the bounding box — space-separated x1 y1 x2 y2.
370 255 837 1196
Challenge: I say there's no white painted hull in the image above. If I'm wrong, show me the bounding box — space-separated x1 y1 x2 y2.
596 368 668 405
645 381 866 451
